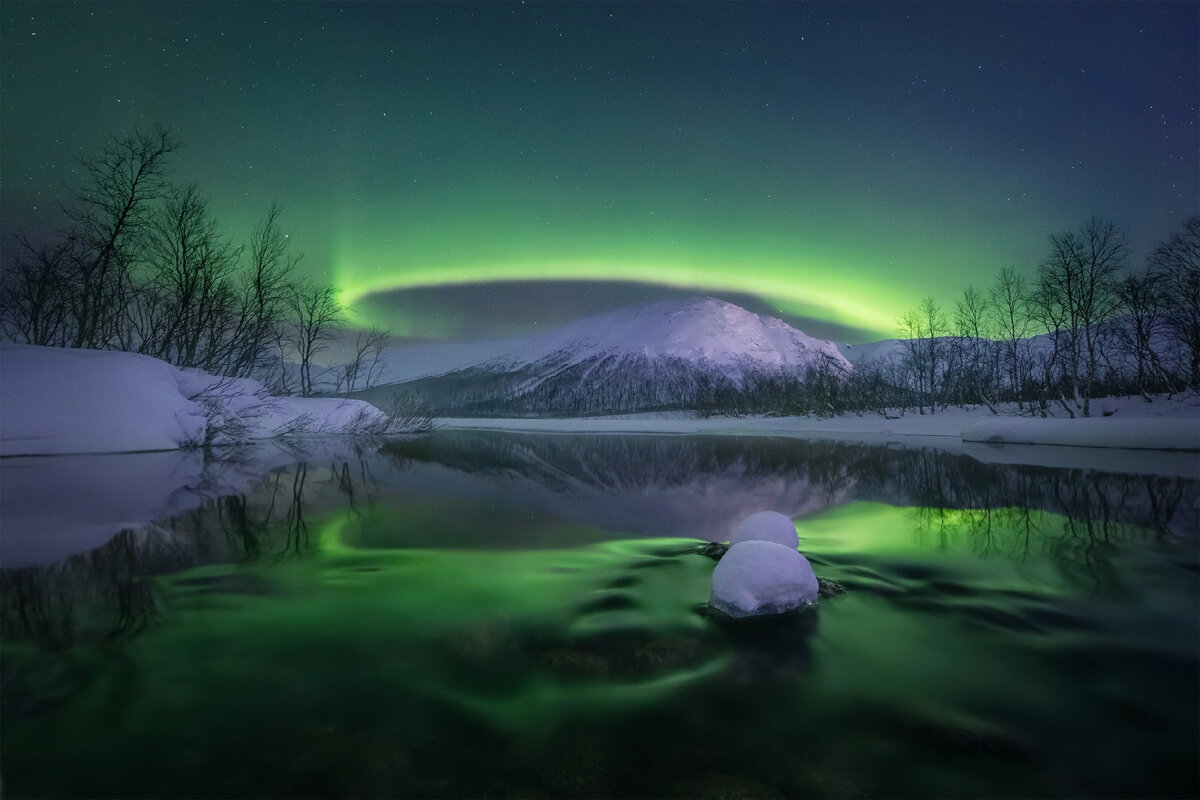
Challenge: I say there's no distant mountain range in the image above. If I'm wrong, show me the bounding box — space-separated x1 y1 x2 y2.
355 297 852 416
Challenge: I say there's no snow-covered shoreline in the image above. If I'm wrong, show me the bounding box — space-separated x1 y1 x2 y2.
437 397 1200 477
0 344 388 457
2 344 1197 476
438 397 1200 450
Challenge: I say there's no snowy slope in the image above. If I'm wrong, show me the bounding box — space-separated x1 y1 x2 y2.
836 338 908 366
480 296 851 375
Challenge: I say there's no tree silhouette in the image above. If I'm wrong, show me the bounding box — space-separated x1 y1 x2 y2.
1149 217 1200 389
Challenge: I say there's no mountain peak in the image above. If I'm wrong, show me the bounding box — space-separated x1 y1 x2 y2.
502 296 850 373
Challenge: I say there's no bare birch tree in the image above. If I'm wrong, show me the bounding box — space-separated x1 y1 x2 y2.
67 128 179 349
1036 217 1128 416
286 282 343 397
1149 216 1200 389
988 266 1033 406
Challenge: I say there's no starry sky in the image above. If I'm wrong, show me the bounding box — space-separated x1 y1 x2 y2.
2 1 1196 343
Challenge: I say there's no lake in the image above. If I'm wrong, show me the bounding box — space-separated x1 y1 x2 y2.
2 431 1197 798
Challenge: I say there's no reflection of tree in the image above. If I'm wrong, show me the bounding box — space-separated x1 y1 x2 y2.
1 528 182 645
897 452 1199 595
3 433 1195 647
389 431 1198 593
325 459 378 520
1 458 378 646
284 462 310 556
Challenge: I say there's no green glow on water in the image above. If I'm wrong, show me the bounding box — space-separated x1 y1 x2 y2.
2 498 1196 798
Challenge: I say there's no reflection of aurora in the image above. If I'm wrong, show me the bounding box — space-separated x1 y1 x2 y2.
3 432 1196 646
2 433 1197 799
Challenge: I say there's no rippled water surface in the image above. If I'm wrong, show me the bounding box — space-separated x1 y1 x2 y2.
2 432 1197 798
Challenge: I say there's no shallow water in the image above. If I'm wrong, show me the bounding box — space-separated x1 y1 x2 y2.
2 432 1197 798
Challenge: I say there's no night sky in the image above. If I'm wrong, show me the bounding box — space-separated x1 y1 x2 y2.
2 1 1196 343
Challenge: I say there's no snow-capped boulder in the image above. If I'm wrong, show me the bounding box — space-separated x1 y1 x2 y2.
709 540 819 619
728 510 799 549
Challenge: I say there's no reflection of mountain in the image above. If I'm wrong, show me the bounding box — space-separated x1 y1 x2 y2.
380 432 856 541
3 431 1197 646
383 431 1200 540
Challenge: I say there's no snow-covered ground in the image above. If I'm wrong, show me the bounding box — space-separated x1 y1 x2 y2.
439 394 1199 444
437 394 1200 476
2 342 1197 474
0 344 388 456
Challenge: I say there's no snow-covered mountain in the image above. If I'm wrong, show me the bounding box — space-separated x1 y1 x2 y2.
478 296 850 374
360 297 852 416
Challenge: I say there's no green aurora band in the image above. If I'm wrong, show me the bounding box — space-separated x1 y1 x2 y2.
326 202 975 339
336 257 897 337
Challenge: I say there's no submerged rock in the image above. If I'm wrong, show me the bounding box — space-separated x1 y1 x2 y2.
728 510 799 549
696 541 729 560
709 540 819 619
817 577 847 598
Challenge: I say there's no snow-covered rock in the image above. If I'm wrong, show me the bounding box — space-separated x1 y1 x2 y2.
709 540 819 619
728 510 799 548
0 344 388 456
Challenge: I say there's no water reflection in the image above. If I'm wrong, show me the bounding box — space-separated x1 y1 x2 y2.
2 431 1197 799
380 431 1198 540
3 431 1196 648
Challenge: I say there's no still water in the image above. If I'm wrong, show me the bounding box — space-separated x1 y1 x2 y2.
2 432 1197 798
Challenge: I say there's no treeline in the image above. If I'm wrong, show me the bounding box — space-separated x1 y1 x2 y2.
695 216 1199 420
881 216 1199 418
381 354 738 417
372 351 857 419
0 128 387 397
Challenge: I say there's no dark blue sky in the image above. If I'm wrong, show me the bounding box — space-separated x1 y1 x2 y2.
2 2 1196 342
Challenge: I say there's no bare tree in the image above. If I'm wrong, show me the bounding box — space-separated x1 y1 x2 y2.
950 284 998 409
920 296 948 413
897 310 929 414
1149 216 1200 389
286 282 343 397
337 326 390 394
1 128 178 350
138 184 242 369
224 203 298 379
1029 277 1073 415
988 266 1033 406
66 128 179 349
1114 268 1170 396
1036 217 1129 416
898 296 947 414
0 234 77 346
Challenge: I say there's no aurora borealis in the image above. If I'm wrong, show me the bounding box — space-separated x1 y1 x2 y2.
2 2 1196 343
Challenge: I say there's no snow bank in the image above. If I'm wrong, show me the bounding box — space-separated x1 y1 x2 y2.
0 344 387 456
